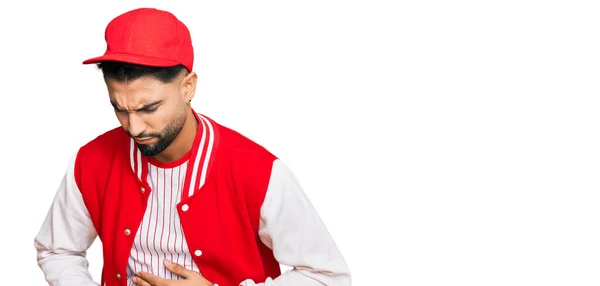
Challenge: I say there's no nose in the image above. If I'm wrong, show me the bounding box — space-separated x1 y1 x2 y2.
127 113 146 137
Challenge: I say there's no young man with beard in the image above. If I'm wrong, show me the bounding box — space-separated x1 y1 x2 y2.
34 7 351 286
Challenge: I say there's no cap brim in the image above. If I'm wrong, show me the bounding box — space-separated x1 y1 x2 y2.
82 53 181 68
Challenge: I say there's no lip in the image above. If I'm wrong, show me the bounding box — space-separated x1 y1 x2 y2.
135 137 155 144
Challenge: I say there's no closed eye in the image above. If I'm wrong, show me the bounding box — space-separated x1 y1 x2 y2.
141 107 158 113
110 100 162 113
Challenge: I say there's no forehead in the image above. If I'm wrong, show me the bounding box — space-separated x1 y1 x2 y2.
106 75 169 93
106 76 177 103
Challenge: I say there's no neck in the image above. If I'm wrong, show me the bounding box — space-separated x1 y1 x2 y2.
153 109 198 163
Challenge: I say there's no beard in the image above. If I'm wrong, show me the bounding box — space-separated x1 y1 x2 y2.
131 113 187 157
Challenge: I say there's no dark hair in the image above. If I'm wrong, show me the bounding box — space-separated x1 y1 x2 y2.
97 61 187 83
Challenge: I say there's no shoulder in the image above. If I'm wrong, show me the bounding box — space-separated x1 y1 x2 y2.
75 126 128 168
207 116 278 189
209 116 278 165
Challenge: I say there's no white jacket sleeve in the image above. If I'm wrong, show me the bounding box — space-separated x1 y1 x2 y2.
34 153 99 286
239 159 352 286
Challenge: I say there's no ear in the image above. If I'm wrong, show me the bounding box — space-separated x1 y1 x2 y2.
180 72 197 103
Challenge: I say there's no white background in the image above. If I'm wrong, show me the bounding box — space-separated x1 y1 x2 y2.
0 0 599 285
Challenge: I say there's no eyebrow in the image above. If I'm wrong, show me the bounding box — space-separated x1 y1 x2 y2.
110 100 163 112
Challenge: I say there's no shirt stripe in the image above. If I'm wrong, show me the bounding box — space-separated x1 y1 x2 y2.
126 114 215 283
127 162 197 282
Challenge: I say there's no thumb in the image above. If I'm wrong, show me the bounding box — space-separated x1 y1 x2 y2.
163 259 195 279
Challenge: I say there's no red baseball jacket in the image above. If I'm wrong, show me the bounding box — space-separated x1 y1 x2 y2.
35 111 351 286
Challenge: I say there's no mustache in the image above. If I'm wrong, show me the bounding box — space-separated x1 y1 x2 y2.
127 131 162 139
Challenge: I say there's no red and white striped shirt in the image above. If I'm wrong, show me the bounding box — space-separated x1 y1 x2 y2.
126 160 200 283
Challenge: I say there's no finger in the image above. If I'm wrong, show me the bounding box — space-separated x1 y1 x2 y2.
132 276 153 286
163 259 196 279
136 271 165 286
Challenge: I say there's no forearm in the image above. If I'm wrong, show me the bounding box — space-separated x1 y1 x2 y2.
241 159 351 286
240 269 350 286
34 152 99 285
36 248 99 286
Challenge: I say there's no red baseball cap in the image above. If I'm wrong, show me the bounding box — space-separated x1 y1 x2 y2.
83 8 194 72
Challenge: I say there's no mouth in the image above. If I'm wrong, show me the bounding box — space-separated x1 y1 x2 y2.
135 137 155 144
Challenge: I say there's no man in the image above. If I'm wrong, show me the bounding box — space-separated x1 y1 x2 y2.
34 7 351 286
